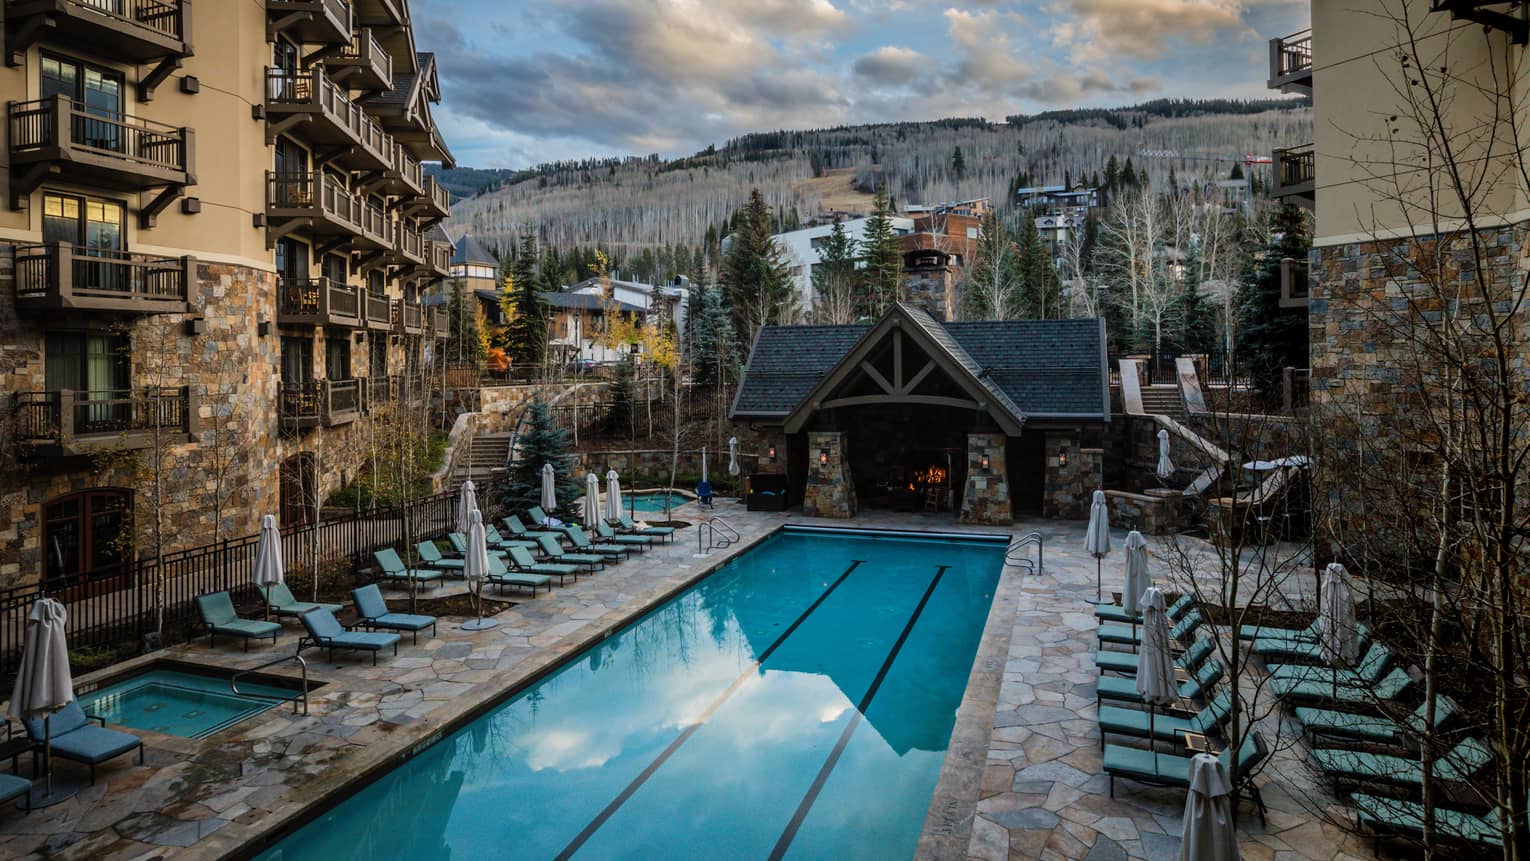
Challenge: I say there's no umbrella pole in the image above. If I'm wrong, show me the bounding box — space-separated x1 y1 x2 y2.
1096 556 1103 602
44 715 51 797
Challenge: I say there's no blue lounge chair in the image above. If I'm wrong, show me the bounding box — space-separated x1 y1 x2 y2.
486 554 552 595
298 607 400 665
1096 635 1216 677
0 772 28 810
1098 691 1235 748
1095 593 1194 625
502 515 562 542
695 480 714 510
1272 666 1414 706
1098 659 1223 705
614 513 675 542
594 521 651 550
536 534 605 572
1098 609 1204 647
372 548 443 589
1254 624 1373 663
196 591 281 651
1312 736 1493 789
1265 641 1393 685
1104 733 1269 824
485 525 539 551
415 540 465 572
505 545 577 585
527 507 577 537
258 582 342 620
566 525 629 560
352 584 437 643
1238 617 1320 642
1295 695 1457 745
1350 793 1503 851
23 701 142 785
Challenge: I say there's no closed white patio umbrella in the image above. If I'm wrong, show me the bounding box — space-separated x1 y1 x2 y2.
1136 586 1177 755
1122 531 1152 647
1179 752 1239 861
252 514 284 620
727 437 740 477
461 510 497 631
1156 429 1175 481
540 463 557 514
1318 563 1359 698
605 470 624 522
1085 489 1112 603
457 480 478 538
584 472 602 529
700 446 708 483
8 598 74 806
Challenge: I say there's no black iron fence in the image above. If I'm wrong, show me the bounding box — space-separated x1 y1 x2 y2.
0 477 507 684
1108 349 1248 388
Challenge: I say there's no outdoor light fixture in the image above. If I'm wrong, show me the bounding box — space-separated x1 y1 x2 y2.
767 444 777 462
1058 447 1069 469
980 453 991 471
819 448 829 467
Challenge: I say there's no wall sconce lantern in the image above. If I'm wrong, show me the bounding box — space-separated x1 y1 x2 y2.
819 448 829 467
256 317 270 337
1057 447 1069 469
980 453 991 472
767 444 778 462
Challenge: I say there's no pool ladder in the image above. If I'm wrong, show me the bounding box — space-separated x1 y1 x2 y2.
697 517 739 554
1008 531 1043 575
231 653 310 716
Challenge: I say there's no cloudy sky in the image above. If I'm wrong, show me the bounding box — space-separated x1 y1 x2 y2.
412 0 1310 169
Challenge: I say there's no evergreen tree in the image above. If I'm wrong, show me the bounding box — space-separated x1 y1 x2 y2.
810 220 860 324
1229 162 1245 181
859 184 903 317
689 284 738 386
1015 217 1061 318
606 356 636 439
445 279 485 367
1235 205 1310 400
504 398 579 517
951 146 966 181
721 188 794 343
1121 157 1139 190
501 233 548 376
1169 245 1217 353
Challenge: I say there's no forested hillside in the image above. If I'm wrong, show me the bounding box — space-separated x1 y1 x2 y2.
446 98 1311 259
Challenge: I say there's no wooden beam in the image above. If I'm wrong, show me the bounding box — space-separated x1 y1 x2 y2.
901 360 936 395
893 329 903 389
819 394 980 411
138 186 183 229
857 361 895 395
136 57 182 102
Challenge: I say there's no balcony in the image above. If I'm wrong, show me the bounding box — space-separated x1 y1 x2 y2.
426 239 451 280
264 67 391 171
364 289 391 331
5 0 191 68
355 198 390 249
1273 144 1315 208
327 27 392 92
407 176 449 221
363 374 391 411
1430 2 1527 45
277 277 364 328
1267 29 1312 96
279 379 359 431
8 96 193 214
391 219 424 266
265 0 351 45
392 298 423 335
381 141 423 197
15 386 197 457
266 170 365 244
429 305 448 339
13 242 191 313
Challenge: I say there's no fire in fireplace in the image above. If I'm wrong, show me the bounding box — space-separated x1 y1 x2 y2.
910 464 948 491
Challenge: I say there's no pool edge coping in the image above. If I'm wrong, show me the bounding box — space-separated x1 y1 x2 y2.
914 528 1025 861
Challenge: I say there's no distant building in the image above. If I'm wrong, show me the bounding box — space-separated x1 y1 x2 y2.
449 232 500 293
544 291 650 364
565 276 689 337
902 198 988 270
1015 185 1100 215
773 216 915 311
1034 213 1086 264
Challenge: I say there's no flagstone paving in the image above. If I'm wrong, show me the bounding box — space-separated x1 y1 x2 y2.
0 508 1374 860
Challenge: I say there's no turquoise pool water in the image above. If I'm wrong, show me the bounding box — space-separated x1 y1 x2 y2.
257 527 1006 860
80 669 296 739
628 491 690 513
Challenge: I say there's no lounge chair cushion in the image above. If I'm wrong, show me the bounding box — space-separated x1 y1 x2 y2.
505 546 577 579
1105 734 1265 787
24 702 140 765
1350 793 1501 846
300 608 400 652
1295 696 1456 743
1238 619 1318 642
0 773 28 805
536 535 603 567
1097 594 1193 625
1097 637 1216 676
1312 737 1492 785
503 515 561 540
197 592 281 639
415 541 465 569
617 515 675 536
1271 666 1413 704
1267 640 1391 684
260 582 342 617
353 584 437 633
1099 692 1233 741
1099 660 1222 703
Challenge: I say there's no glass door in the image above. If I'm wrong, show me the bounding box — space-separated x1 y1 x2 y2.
41 55 122 153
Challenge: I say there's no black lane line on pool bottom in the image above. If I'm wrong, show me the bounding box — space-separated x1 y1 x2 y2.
553 559 867 861
766 564 951 861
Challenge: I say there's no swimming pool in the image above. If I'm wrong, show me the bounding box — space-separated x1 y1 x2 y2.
80 668 297 739
257 527 1006 860
627 490 690 513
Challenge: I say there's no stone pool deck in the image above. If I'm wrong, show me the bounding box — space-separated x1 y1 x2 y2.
0 508 1372 860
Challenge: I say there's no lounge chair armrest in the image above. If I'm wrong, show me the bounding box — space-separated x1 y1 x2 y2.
87 714 107 727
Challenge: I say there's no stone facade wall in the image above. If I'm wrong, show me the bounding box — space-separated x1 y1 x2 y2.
959 432 1011 525
902 266 955 322
803 431 855 518
0 250 433 590
1044 434 1102 520
1104 489 1184 535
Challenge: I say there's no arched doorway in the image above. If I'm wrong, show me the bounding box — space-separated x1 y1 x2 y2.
280 453 316 527
41 488 132 598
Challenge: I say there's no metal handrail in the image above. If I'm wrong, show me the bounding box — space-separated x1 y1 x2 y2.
1008 531 1043 575
231 652 309 715
697 516 739 554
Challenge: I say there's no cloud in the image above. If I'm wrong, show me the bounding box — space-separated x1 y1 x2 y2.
852 46 931 86
1046 0 1267 61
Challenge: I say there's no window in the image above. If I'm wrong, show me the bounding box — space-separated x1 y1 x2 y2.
966 227 979 239
42 489 132 593
368 270 384 295
281 336 312 384
41 55 122 151
325 336 350 380
273 39 298 77
322 253 346 284
46 331 129 429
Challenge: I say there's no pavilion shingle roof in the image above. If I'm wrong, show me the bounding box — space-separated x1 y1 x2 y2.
732 311 1107 422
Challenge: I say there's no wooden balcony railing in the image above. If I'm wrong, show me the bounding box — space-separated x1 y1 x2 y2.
364 290 391 331
266 170 366 235
1273 144 1315 207
331 27 392 91
1268 29 1313 94
321 378 360 425
279 381 320 431
393 299 422 335
264 66 391 169
424 176 449 217
428 239 452 279
277 277 364 327
8 96 193 195
4 0 191 64
364 375 392 410
429 306 449 338
263 0 351 45
393 219 423 264
390 143 423 194
12 242 191 313
15 386 196 455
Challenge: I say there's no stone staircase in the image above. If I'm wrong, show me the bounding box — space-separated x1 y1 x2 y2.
448 432 512 492
1139 385 1185 421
